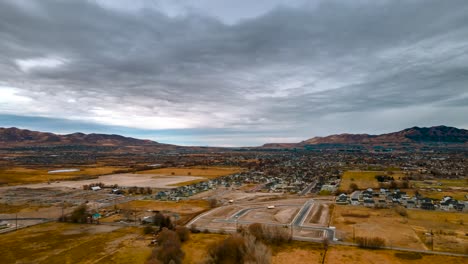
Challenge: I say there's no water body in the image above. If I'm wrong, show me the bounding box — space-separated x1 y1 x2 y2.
48 169 80 173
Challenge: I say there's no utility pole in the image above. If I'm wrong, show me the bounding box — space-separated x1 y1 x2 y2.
353 225 355 243
290 222 293 238
15 212 18 231
61 202 65 221
431 229 434 251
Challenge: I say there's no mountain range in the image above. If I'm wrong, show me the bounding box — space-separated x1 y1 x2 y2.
0 127 163 147
0 125 467 148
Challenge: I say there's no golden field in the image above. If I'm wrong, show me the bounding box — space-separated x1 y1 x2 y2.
0 222 151 264
138 166 242 179
332 205 468 253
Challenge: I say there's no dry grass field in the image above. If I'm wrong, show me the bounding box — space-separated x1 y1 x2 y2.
0 222 152 264
138 166 242 179
339 171 381 192
412 179 467 200
0 166 129 186
107 199 211 225
325 245 467 264
271 241 324 264
182 233 228 264
136 166 242 187
332 205 468 253
117 199 210 214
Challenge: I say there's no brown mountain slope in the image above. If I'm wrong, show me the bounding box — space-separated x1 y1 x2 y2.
0 127 161 147
300 126 468 145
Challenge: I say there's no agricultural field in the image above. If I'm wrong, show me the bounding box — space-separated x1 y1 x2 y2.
331 205 468 254
0 222 152 264
0 166 129 186
338 171 402 192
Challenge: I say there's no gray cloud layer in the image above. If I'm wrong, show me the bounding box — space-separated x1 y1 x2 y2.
0 0 467 146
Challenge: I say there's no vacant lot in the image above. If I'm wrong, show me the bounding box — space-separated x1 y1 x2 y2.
3 173 205 189
412 179 467 200
332 205 468 253
339 171 382 192
0 222 151 264
138 166 242 179
182 233 228 264
117 199 210 214
0 166 129 186
106 199 211 225
325 245 467 264
272 241 324 264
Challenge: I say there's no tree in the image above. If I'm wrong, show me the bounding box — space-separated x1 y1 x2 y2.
208 198 218 208
148 228 184 264
70 204 89 223
175 226 190 242
349 183 358 192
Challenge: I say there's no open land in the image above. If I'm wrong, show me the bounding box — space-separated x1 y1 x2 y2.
0 166 131 186
0 144 467 263
0 222 152 264
331 205 468 253
338 171 406 192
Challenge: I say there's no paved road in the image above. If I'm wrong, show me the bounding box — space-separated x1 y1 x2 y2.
190 198 337 242
292 199 314 226
300 181 317 196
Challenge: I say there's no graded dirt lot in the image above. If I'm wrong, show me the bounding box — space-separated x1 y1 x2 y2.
0 166 130 186
1 173 205 189
332 205 468 253
0 222 151 264
136 166 243 187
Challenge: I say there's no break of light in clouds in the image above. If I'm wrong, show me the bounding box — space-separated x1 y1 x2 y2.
0 0 467 146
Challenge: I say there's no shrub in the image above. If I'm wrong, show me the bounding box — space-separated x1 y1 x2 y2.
355 236 385 249
205 233 271 264
349 183 358 191
175 226 190 242
147 228 184 264
190 224 199 233
394 206 407 217
208 198 218 208
394 252 422 260
70 204 89 223
247 223 291 245
143 226 155 235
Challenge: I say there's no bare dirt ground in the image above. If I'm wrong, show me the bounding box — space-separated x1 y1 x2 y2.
190 187 286 203
304 203 330 226
0 173 205 189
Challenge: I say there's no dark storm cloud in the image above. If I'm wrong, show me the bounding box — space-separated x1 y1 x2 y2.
0 0 467 145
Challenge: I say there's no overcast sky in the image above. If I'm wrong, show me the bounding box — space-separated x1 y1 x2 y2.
1 0 467 146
